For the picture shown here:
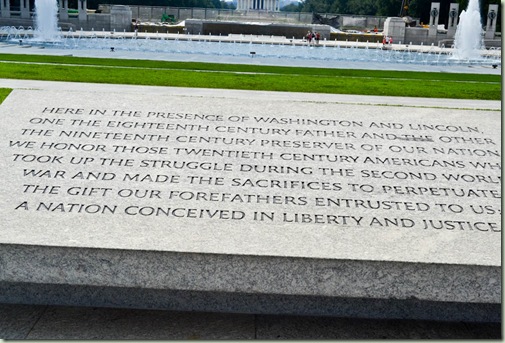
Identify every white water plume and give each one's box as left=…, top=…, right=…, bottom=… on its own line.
left=453, top=0, right=484, bottom=60
left=34, top=0, right=60, bottom=41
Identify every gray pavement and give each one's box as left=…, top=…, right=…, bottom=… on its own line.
left=1, top=303, right=501, bottom=339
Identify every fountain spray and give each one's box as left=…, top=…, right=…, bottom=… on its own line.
left=34, top=0, right=60, bottom=41
left=453, top=0, right=484, bottom=60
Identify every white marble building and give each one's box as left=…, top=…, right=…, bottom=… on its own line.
left=235, top=0, right=280, bottom=12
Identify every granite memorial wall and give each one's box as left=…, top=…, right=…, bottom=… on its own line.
left=0, top=89, right=500, bottom=320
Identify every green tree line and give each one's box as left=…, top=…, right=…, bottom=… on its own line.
left=85, top=0, right=234, bottom=9
left=75, top=0, right=501, bottom=29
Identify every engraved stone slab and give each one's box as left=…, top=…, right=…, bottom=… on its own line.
left=0, top=87, right=501, bottom=321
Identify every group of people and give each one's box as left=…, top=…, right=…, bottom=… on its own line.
left=305, top=31, right=321, bottom=45
left=382, top=36, right=393, bottom=45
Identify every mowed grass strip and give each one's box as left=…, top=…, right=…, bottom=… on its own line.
left=0, top=53, right=500, bottom=82
left=0, top=53, right=500, bottom=99
left=0, top=88, right=12, bottom=103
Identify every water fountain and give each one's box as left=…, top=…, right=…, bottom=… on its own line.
left=453, top=0, right=484, bottom=60
left=33, top=0, right=60, bottom=42
left=0, top=0, right=500, bottom=69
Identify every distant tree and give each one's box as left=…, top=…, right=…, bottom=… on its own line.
left=281, top=2, right=303, bottom=11
left=86, top=0, right=235, bottom=9
left=375, top=0, right=399, bottom=17
left=300, top=0, right=331, bottom=13
left=220, top=1, right=236, bottom=9
left=346, top=0, right=376, bottom=15
left=332, top=0, right=348, bottom=13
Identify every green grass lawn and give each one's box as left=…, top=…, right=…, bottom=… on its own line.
left=0, top=53, right=501, bottom=100
left=0, top=88, right=11, bottom=103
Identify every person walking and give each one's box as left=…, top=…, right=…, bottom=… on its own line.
left=134, top=20, right=139, bottom=37
left=306, top=31, right=312, bottom=45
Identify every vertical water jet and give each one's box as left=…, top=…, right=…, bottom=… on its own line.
left=34, top=0, right=60, bottom=41
left=453, top=0, right=484, bottom=60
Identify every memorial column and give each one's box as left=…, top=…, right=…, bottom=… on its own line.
left=446, top=3, right=459, bottom=39
left=78, top=0, right=87, bottom=22
left=428, top=2, right=440, bottom=38
left=0, top=0, right=11, bottom=18
left=485, top=4, right=499, bottom=39
left=59, top=0, right=69, bottom=20
left=20, top=0, right=30, bottom=19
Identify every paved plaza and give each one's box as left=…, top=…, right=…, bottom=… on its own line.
left=1, top=303, right=501, bottom=339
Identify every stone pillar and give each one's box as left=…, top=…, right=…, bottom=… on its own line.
left=185, top=19, right=203, bottom=34
left=428, top=2, right=440, bottom=37
left=20, top=0, right=30, bottom=19
left=1, top=0, right=11, bottom=18
left=78, top=0, right=87, bottom=21
left=446, top=3, right=459, bottom=38
left=485, top=4, right=499, bottom=39
left=383, top=17, right=406, bottom=44
left=59, top=0, right=68, bottom=20
left=110, top=5, right=132, bottom=32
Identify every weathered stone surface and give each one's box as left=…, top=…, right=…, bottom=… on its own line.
left=0, top=303, right=46, bottom=339
left=0, top=87, right=501, bottom=320
left=1, top=303, right=500, bottom=339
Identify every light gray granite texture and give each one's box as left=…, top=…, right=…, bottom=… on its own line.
left=0, top=87, right=501, bottom=322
